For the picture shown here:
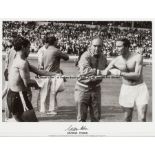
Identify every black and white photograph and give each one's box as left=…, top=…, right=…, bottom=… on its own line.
left=1, top=21, right=152, bottom=124
left=0, top=3, right=155, bottom=155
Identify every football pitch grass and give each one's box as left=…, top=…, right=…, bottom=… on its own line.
left=2, top=58, right=152, bottom=122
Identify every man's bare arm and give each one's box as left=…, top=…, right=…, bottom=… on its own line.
left=18, top=62, right=40, bottom=88
left=100, top=57, right=118, bottom=75
left=18, top=61, right=30, bottom=88
left=29, top=63, right=56, bottom=76
left=4, top=51, right=10, bottom=69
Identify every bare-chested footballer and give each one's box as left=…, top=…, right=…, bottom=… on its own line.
left=7, top=36, right=56, bottom=122
left=102, top=38, right=149, bottom=122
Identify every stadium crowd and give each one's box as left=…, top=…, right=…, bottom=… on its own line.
left=2, top=21, right=152, bottom=58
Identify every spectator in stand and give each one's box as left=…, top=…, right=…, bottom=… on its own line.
left=2, top=21, right=152, bottom=58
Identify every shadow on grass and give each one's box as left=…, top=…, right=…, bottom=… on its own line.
left=36, top=106, right=124, bottom=121
left=2, top=106, right=151, bottom=122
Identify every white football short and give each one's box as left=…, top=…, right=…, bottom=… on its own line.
left=119, top=82, right=149, bottom=108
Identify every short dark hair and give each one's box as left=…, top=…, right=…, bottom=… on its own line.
left=117, top=38, right=130, bottom=48
left=13, top=36, right=30, bottom=51
left=43, top=36, right=48, bottom=44
left=45, top=36, right=57, bottom=45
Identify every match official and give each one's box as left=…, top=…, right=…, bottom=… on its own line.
left=74, top=37, right=107, bottom=122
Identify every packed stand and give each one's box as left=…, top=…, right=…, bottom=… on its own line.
left=2, top=21, right=152, bottom=58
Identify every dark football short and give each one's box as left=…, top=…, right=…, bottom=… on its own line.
left=7, top=89, right=33, bottom=115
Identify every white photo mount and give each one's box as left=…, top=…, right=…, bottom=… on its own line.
left=0, top=20, right=154, bottom=137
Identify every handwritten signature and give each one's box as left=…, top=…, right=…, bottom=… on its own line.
left=65, top=125, right=88, bottom=131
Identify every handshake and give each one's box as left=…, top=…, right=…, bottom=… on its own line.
left=100, top=68, right=122, bottom=76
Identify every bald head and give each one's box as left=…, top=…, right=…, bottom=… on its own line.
left=91, top=37, right=103, bottom=45
left=90, top=37, right=103, bottom=56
